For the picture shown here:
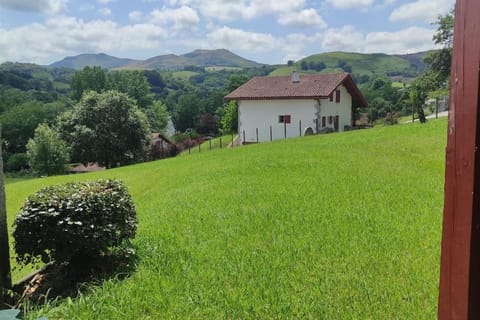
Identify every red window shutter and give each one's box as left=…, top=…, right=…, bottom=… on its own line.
left=335, top=90, right=341, bottom=103
left=284, top=115, right=291, bottom=124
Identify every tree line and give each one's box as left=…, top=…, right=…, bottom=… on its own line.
left=0, top=62, right=273, bottom=175
left=0, top=9, right=452, bottom=175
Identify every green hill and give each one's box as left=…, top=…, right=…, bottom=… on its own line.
left=9, top=120, right=446, bottom=319
left=272, top=51, right=428, bottom=79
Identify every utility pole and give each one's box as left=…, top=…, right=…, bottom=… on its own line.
left=438, top=0, right=480, bottom=318
left=0, top=127, right=12, bottom=306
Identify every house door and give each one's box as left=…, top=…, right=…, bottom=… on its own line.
left=334, top=115, right=339, bottom=131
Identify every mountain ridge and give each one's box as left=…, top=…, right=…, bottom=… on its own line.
left=50, top=49, right=262, bottom=70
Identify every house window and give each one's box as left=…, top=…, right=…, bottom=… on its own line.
left=322, top=116, right=326, bottom=127
left=279, top=115, right=291, bottom=124
left=328, top=116, right=333, bottom=124
left=329, top=93, right=333, bottom=102
left=335, top=90, right=341, bottom=103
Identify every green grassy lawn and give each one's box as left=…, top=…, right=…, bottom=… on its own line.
left=297, top=52, right=416, bottom=76
left=8, top=119, right=447, bottom=319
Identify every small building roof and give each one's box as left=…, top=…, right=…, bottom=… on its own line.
left=69, top=163, right=105, bottom=173
left=151, top=132, right=173, bottom=144
left=225, top=72, right=368, bottom=107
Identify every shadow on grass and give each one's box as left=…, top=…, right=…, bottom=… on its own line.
left=10, top=246, right=138, bottom=309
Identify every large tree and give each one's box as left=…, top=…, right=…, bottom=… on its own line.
left=172, top=94, right=205, bottom=132
left=58, top=90, right=151, bottom=169
left=423, top=10, right=454, bottom=86
left=1, top=100, right=67, bottom=157
left=26, top=124, right=70, bottom=176
left=71, top=66, right=107, bottom=101
left=107, top=70, right=153, bottom=109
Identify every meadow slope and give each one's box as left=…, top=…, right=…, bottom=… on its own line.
left=8, top=119, right=447, bottom=319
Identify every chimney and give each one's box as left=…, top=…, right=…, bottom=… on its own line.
left=291, top=71, right=300, bottom=83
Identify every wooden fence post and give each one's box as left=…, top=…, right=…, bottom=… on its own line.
left=0, top=127, right=12, bottom=305
left=438, top=1, right=480, bottom=318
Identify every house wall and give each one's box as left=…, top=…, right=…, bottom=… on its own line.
left=237, top=85, right=352, bottom=143
left=318, top=85, right=352, bottom=132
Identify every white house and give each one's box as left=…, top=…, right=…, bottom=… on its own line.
left=225, top=72, right=368, bottom=144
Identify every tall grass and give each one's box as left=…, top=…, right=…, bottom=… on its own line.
left=8, top=119, right=447, bottom=319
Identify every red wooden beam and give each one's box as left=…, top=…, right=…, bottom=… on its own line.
left=438, top=0, right=480, bottom=319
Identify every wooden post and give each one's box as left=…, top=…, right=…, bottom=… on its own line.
left=256, top=128, right=259, bottom=143
left=438, top=1, right=480, bottom=319
left=243, top=130, right=245, bottom=145
left=0, top=128, right=12, bottom=304
left=284, top=122, right=287, bottom=139
left=412, top=104, right=415, bottom=123
left=436, top=97, right=439, bottom=119
left=299, top=120, right=302, bottom=136
left=270, top=126, right=272, bottom=141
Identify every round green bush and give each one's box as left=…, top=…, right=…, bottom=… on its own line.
left=13, top=179, right=137, bottom=267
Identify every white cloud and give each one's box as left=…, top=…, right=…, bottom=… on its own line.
left=278, top=9, right=327, bottom=28
left=282, top=33, right=324, bottom=62
left=325, top=0, right=375, bottom=10
left=207, top=26, right=280, bottom=53
left=172, top=0, right=306, bottom=21
left=0, top=16, right=168, bottom=64
left=322, top=26, right=365, bottom=52
left=129, top=10, right=143, bottom=21
left=149, top=5, right=200, bottom=30
left=0, top=0, right=66, bottom=13
left=389, top=0, right=454, bottom=22
left=321, top=25, right=438, bottom=54
left=364, top=26, right=437, bottom=53
left=98, top=8, right=112, bottom=16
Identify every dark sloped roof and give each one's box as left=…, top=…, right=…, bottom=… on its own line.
left=225, top=73, right=368, bottom=107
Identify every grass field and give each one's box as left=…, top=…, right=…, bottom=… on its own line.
left=7, top=119, right=447, bottom=319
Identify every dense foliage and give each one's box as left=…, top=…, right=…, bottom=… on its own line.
left=57, top=90, right=151, bottom=169
left=13, top=179, right=137, bottom=267
left=26, top=124, right=70, bottom=176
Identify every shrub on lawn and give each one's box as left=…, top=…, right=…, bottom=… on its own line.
left=13, top=179, right=137, bottom=273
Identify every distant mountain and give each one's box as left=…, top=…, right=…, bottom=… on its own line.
left=183, top=49, right=261, bottom=68
left=50, top=53, right=139, bottom=69
left=50, top=49, right=262, bottom=70
left=123, top=54, right=192, bottom=70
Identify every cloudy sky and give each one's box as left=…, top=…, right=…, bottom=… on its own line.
left=0, top=0, right=454, bottom=65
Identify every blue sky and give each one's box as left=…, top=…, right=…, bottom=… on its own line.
left=0, top=0, right=454, bottom=65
